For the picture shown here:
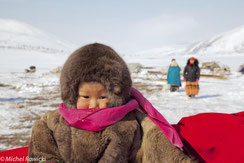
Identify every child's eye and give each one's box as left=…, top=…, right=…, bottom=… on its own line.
left=99, top=96, right=107, bottom=99
left=81, top=96, right=89, bottom=99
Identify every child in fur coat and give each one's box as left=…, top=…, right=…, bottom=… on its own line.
left=28, top=43, right=196, bottom=163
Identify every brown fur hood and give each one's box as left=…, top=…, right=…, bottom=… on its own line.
left=60, top=43, right=132, bottom=108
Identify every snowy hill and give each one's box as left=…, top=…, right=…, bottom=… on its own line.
left=134, top=25, right=244, bottom=57
left=0, top=19, right=77, bottom=72
left=0, top=19, right=75, bottom=54
left=186, top=26, right=244, bottom=55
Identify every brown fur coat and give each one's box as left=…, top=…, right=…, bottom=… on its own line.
left=28, top=109, right=196, bottom=163
left=28, top=109, right=141, bottom=163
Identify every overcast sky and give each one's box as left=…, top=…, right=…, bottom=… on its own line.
left=1, top=0, right=244, bottom=53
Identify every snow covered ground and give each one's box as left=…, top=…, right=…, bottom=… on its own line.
left=0, top=56, right=244, bottom=150
left=0, top=49, right=70, bottom=73
left=138, top=73, right=244, bottom=124
left=0, top=71, right=61, bottom=150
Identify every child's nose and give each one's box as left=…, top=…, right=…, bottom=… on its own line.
left=89, top=99, right=99, bottom=109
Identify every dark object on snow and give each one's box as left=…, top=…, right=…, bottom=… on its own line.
left=170, top=85, right=180, bottom=92
left=239, top=67, right=244, bottom=74
left=25, top=66, right=36, bottom=73
left=188, top=95, right=195, bottom=98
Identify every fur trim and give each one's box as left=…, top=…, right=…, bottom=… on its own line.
left=60, top=43, right=132, bottom=108
left=187, top=58, right=199, bottom=67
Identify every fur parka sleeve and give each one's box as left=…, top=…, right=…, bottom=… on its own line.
left=196, top=67, right=200, bottom=80
left=135, top=110, right=197, bottom=163
left=28, top=115, right=63, bottom=163
left=183, top=66, right=188, bottom=79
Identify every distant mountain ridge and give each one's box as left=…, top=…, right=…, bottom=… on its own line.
left=0, top=19, right=75, bottom=54
left=2, top=19, right=244, bottom=56
left=135, top=25, right=244, bottom=56
left=186, top=26, right=244, bottom=55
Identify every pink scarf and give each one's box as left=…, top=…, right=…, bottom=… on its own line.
left=58, top=88, right=183, bottom=149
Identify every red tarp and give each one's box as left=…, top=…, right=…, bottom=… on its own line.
left=174, top=111, right=244, bottom=163
left=0, top=147, right=28, bottom=163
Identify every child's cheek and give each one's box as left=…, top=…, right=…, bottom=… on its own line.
left=99, top=103, right=107, bottom=109
left=99, top=99, right=109, bottom=109
left=77, top=99, right=89, bottom=109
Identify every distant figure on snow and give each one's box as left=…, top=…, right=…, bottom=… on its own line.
left=25, top=66, right=36, bottom=73
left=167, top=59, right=181, bottom=92
left=183, top=57, right=200, bottom=98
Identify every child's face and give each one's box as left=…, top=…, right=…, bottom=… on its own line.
left=76, top=82, right=109, bottom=109
left=190, top=59, right=195, bottom=64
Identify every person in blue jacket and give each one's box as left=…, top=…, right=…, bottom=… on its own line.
left=167, top=59, right=181, bottom=92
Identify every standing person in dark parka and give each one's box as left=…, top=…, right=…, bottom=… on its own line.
left=183, top=57, right=200, bottom=98
left=167, top=59, right=181, bottom=92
